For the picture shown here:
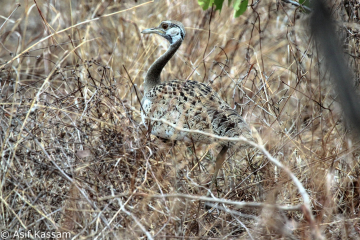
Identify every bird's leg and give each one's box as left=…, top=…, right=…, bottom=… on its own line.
left=207, top=145, right=229, bottom=196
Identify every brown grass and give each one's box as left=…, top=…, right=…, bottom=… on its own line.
left=1, top=0, right=360, bottom=239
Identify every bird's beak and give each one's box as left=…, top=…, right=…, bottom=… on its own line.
left=141, top=28, right=165, bottom=35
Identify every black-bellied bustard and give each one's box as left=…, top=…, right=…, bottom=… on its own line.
left=141, top=20, right=254, bottom=193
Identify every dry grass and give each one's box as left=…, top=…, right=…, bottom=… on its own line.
left=1, top=0, right=360, bottom=239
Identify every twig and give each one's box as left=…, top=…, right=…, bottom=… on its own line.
left=282, top=0, right=311, bottom=12
left=99, top=193, right=302, bottom=211
left=0, top=3, right=21, bottom=33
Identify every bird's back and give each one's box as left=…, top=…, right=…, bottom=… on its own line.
left=142, top=79, right=253, bottom=147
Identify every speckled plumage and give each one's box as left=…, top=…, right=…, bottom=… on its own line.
left=142, top=79, right=253, bottom=147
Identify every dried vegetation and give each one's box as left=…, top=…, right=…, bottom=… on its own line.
left=1, top=0, right=360, bottom=239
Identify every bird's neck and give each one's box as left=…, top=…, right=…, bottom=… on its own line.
left=144, top=39, right=182, bottom=94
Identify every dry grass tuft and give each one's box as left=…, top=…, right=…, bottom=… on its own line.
left=1, top=0, right=360, bottom=239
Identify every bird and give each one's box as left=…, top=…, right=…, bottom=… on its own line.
left=140, top=20, right=254, bottom=192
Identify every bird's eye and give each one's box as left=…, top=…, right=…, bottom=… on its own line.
left=162, top=24, right=168, bottom=29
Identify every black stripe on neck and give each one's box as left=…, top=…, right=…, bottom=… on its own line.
left=171, top=23, right=184, bottom=40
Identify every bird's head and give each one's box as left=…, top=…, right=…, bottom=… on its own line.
left=141, top=20, right=186, bottom=45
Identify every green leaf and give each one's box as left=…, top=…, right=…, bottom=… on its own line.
left=233, top=0, right=248, bottom=17
left=299, top=0, right=311, bottom=13
left=198, top=0, right=247, bottom=17
left=198, top=0, right=214, bottom=10
left=228, top=0, right=232, bottom=6
left=214, top=0, right=225, bottom=11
